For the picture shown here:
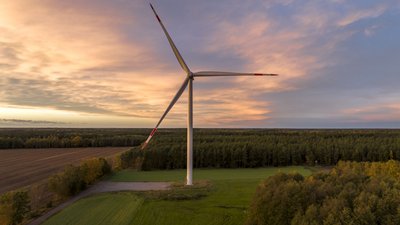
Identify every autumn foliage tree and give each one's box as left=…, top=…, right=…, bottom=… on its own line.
left=0, top=191, right=30, bottom=225
left=48, top=158, right=111, bottom=197
left=246, top=160, right=400, bottom=225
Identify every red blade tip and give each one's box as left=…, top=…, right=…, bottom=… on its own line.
left=150, top=128, right=157, bottom=136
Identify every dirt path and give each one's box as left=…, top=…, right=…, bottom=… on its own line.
left=27, top=181, right=171, bottom=225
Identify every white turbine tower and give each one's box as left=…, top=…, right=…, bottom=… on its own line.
left=142, top=3, right=278, bottom=186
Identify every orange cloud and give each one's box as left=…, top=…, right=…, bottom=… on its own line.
left=0, top=1, right=393, bottom=127
left=0, top=1, right=280, bottom=127
left=0, top=1, right=181, bottom=124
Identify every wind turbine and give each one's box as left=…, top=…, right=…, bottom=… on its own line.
left=142, top=3, right=278, bottom=186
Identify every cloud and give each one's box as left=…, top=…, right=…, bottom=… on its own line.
left=194, top=88, right=271, bottom=127
left=0, top=1, right=181, bottom=121
left=364, top=25, right=380, bottom=37
left=0, top=0, right=398, bottom=128
left=343, top=104, right=400, bottom=122
left=338, top=5, right=387, bottom=27
left=199, top=0, right=369, bottom=121
left=0, top=118, right=67, bottom=125
left=0, top=0, right=281, bottom=127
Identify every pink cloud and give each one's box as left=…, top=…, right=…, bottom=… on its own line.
left=338, top=5, right=387, bottom=27
left=0, top=1, right=395, bottom=127
left=343, top=104, right=400, bottom=122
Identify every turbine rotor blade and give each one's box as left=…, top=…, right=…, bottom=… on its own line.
left=194, top=71, right=278, bottom=77
left=142, top=77, right=190, bottom=149
left=150, top=3, right=190, bottom=74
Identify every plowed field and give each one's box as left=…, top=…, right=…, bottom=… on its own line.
left=0, top=147, right=129, bottom=193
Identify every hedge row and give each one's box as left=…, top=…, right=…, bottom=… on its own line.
left=48, top=158, right=111, bottom=197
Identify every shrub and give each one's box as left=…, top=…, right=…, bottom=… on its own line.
left=48, top=157, right=112, bottom=198
left=28, top=182, right=53, bottom=217
left=113, top=149, right=143, bottom=171
left=113, top=154, right=123, bottom=171
left=81, top=158, right=111, bottom=185
left=48, top=165, right=86, bottom=197
left=0, top=191, right=30, bottom=225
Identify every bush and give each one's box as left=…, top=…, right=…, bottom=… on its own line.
left=0, top=191, right=30, bottom=225
left=28, top=182, right=53, bottom=217
left=81, top=158, right=111, bottom=185
left=113, top=149, right=143, bottom=171
left=48, top=165, right=86, bottom=197
left=246, top=160, right=400, bottom=225
left=48, top=158, right=111, bottom=198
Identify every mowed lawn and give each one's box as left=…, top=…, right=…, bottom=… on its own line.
left=43, top=167, right=312, bottom=225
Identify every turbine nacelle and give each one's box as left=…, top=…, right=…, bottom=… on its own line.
left=188, top=72, right=194, bottom=80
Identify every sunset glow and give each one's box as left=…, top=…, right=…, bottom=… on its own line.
left=1, top=0, right=399, bottom=128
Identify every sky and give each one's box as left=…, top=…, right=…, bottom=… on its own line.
left=0, top=0, right=399, bottom=128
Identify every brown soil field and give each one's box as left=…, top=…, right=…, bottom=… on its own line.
left=0, top=147, right=129, bottom=194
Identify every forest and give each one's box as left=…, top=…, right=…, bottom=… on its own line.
left=0, top=128, right=145, bottom=149
left=246, top=160, right=400, bottom=225
left=137, top=129, right=400, bottom=169
left=2, top=128, right=400, bottom=169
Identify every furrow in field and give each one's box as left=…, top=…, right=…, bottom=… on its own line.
left=0, top=147, right=129, bottom=193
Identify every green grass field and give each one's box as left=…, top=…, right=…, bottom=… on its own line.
left=42, top=193, right=143, bottom=225
left=43, top=167, right=312, bottom=225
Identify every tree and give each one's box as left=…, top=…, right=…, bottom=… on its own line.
left=0, top=191, right=30, bottom=225
left=71, top=136, right=82, bottom=147
left=246, top=161, right=400, bottom=225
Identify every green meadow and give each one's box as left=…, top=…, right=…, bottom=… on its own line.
left=43, top=167, right=312, bottom=225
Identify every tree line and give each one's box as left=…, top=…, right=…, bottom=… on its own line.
left=138, top=129, right=400, bottom=169
left=246, top=160, right=400, bottom=225
left=3, top=128, right=400, bottom=169
left=0, top=128, right=146, bottom=149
